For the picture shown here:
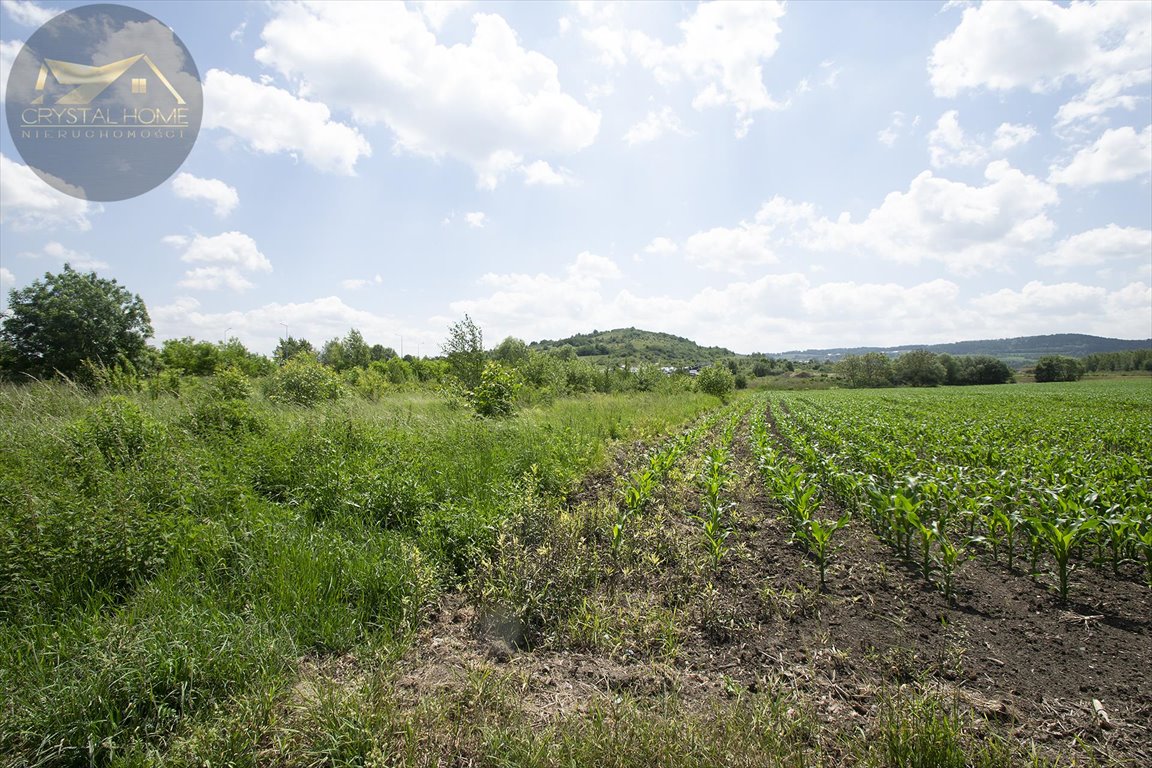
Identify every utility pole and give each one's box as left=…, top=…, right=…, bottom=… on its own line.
left=280, top=321, right=289, bottom=340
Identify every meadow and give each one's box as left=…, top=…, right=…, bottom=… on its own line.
left=1, top=378, right=1149, bottom=766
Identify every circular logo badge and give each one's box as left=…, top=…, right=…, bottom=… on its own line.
left=5, top=3, right=203, bottom=202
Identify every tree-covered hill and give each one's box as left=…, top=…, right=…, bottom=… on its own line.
left=528, top=328, right=738, bottom=368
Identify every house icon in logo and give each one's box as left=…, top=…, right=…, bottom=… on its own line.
left=32, top=54, right=186, bottom=105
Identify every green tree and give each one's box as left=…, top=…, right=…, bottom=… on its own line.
left=1, top=265, right=152, bottom=379
left=492, top=336, right=530, bottom=366
left=442, top=314, right=485, bottom=390
left=893, top=349, right=946, bottom=387
left=838, top=352, right=894, bottom=388
left=1034, top=355, right=1083, bottom=383
left=274, top=335, right=314, bottom=364
left=696, top=361, right=735, bottom=399
left=161, top=337, right=219, bottom=376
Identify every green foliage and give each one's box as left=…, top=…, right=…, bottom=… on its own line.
left=1, top=264, right=153, bottom=380
left=273, top=335, right=315, bottom=363
left=67, top=396, right=157, bottom=469
left=1034, top=355, right=1084, bottom=382
left=468, top=361, right=522, bottom=418
left=696, top=361, right=735, bottom=400
left=529, top=327, right=737, bottom=368
left=263, top=355, right=345, bottom=406
left=210, top=366, right=252, bottom=401
left=443, top=314, right=486, bottom=390
left=837, top=352, right=895, bottom=388
left=893, top=349, right=947, bottom=387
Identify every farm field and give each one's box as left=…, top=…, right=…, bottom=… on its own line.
left=1, top=378, right=1150, bottom=766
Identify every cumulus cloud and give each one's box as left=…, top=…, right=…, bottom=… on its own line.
left=0, top=267, right=16, bottom=288
left=171, top=172, right=239, bottom=217
left=0, top=153, right=98, bottom=231
left=623, top=107, right=692, bottom=145
left=1038, top=225, right=1152, bottom=268
left=630, top=0, right=788, bottom=136
left=203, top=69, right=371, bottom=175
left=1048, top=125, right=1152, bottom=186
left=671, top=163, right=1058, bottom=276
left=164, top=231, right=272, bottom=293
left=252, top=3, right=599, bottom=187
left=520, top=160, right=574, bottom=186
left=1, top=0, right=57, bottom=27
left=928, top=110, right=1036, bottom=168
left=930, top=1, right=1152, bottom=130
left=464, top=211, right=487, bottom=228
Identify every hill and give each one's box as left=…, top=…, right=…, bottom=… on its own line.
left=528, top=328, right=737, bottom=368
left=776, top=333, right=1152, bottom=366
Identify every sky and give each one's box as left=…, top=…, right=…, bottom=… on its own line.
left=1, top=0, right=1150, bottom=356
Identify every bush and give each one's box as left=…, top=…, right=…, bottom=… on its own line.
left=696, top=362, right=735, bottom=400
left=468, top=361, right=522, bottom=418
left=210, top=366, right=252, bottom=401
left=263, top=355, right=345, bottom=406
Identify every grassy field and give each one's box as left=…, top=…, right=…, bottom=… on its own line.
left=1, top=379, right=1149, bottom=766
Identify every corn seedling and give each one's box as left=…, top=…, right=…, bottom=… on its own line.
left=793, top=511, right=851, bottom=591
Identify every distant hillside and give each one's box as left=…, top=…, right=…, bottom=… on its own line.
left=528, top=328, right=737, bottom=367
left=777, top=334, right=1152, bottom=366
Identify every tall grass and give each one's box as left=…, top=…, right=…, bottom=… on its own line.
left=0, top=383, right=714, bottom=765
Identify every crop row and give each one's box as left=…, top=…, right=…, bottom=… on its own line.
left=754, top=386, right=1152, bottom=599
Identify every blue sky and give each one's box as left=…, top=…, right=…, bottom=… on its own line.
left=2, top=0, right=1150, bottom=355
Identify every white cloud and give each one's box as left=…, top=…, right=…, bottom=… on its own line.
left=928, top=110, right=1035, bottom=168
left=1038, top=225, right=1152, bottom=268
left=992, top=122, right=1038, bottom=152
left=1048, top=125, right=1152, bottom=186
left=630, top=0, right=787, bottom=137
left=180, top=267, right=255, bottom=292
left=0, top=266, right=15, bottom=288
left=520, top=160, right=574, bottom=186
left=623, top=107, right=692, bottom=145
left=877, top=111, right=907, bottom=148
left=203, top=69, right=372, bottom=175
left=0, top=153, right=98, bottom=231
left=20, top=241, right=108, bottom=270
left=1, top=38, right=21, bottom=103
left=1, top=0, right=57, bottom=27
left=164, top=231, right=271, bottom=293
left=464, top=211, right=487, bottom=228
left=842, top=162, right=1058, bottom=275
left=171, top=172, right=240, bottom=217
left=930, top=1, right=1152, bottom=129
left=971, top=280, right=1108, bottom=317
left=253, top=3, right=599, bottom=187
left=414, top=0, right=469, bottom=31
left=675, top=163, right=1058, bottom=276
left=151, top=295, right=434, bottom=356
left=341, top=274, right=383, bottom=291
left=642, top=237, right=678, bottom=257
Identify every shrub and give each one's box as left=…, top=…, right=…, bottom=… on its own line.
left=696, top=361, right=735, bottom=400
left=210, top=365, right=252, bottom=401
left=468, top=361, right=522, bottom=418
left=263, top=355, right=345, bottom=406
